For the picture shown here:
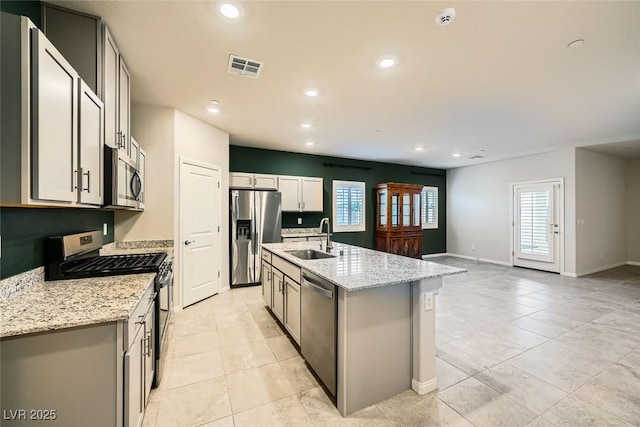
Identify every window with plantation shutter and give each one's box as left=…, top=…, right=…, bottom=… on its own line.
left=421, top=187, right=438, bottom=229
left=332, top=180, right=366, bottom=232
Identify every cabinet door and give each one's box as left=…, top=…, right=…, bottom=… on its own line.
left=254, top=174, right=278, bottom=190
left=130, top=137, right=140, bottom=167
left=284, top=277, right=301, bottom=345
left=301, top=177, right=323, bottom=212
left=103, top=25, right=119, bottom=149
left=31, top=29, right=79, bottom=203
left=138, top=148, right=146, bottom=210
left=124, top=327, right=144, bottom=427
left=272, top=269, right=285, bottom=323
left=278, top=176, right=301, bottom=211
left=230, top=172, right=253, bottom=189
left=78, top=80, right=103, bottom=205
left=261, top=261, right=272, bottom=308
left=143, top=305, right=155, bottom=406
left=118, top=57, right=131, bottom=156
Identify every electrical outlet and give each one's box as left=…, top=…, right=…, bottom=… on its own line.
left=471, top=245, right=476, bottom=251
left=424, top=292, right=433, bottom=311
left=103, top=223, right=108, bottom=236
left=600, top=253, right=604, bottom=259
left=297, top=218, right=302, bottom=225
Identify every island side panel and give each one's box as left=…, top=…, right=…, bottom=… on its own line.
left=337, top=283, right=412, bottom=416
left=411, top=277, right=441, bottom=394
left=1, top=322, right=120, bottom=427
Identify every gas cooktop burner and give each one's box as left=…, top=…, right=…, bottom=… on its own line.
left=60, top=252, right=168, bottom=278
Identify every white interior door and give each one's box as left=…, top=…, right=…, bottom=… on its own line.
left=513, top=181, right=561, bottom=273
left=181, top=160, right=222, bottom=307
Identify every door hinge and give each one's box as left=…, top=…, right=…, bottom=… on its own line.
left=218, top=181, right=220, bottom=188
left=218, top=271, right=220, bottom=278
left=217, top=225, right=220, bottom=232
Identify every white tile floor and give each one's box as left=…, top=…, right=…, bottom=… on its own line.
left=143, top=257, right=640, bottom=426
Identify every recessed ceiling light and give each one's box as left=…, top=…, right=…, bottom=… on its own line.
left=207, top=106, right=220, bottom=113
left=210, top=100, right=219, bottom=105
left=305, top=141, right=315, bottom=146
left=378, top=57, right=396, bottom=69
left=567, top=39, right=585, bottom=48
left=415, top=147, right=424, bottom=152
left=219, top=1, right=243, bottom=20
left=304, top=89, right=319, bottom=97
left=452, top=152, right=461, bottom=158
left=301, top=123, right=312, bottom=128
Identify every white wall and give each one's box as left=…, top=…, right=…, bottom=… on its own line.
left=626, top=158, right=640, bottom=263
left=447, top=148, right=577, bottom=275
left=173, top=110, right=230, bottom=308
left=115, top=104, right=175, bottom=241
left=575, top=149, right=627, bottom=275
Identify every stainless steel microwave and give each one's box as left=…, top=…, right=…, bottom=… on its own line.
left=104, top=146, right=144, bottom=209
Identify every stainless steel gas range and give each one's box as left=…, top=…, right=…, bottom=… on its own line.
left=45, top=230, right=172, bottom=387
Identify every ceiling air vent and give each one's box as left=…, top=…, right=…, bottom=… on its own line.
left=227, top=55, right=264, bottom=79
left=469, top=155, right=484, bottom=160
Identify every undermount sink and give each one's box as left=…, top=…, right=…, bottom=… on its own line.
left=285, top=249, right=336, bottom=260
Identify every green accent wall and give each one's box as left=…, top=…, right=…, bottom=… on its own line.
left=0, top=207, right=114, bottom=279
left=0, top=1, right=115, bottom=280
left=0, top=0, right=42, bottom=27
left=230, top=146, right=447, bottom=254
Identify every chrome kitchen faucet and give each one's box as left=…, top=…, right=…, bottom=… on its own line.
left=318, top=217, right=333, bottom=252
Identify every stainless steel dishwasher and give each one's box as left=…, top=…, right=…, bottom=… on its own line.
left=301, top=269, right=338, bottom=396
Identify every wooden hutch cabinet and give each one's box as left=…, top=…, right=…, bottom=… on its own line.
left=375, top=183, right=423, bottom=258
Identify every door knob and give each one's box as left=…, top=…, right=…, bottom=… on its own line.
left=184, top=240, right=195, bottom=246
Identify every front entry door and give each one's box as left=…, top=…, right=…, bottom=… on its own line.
left=180, top=159, right=222, bottom=307
left=513, top=181, right=561, bottom=273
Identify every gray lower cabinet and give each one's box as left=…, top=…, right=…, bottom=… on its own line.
left=261, top=260, right=273, bottom=308
left=272, top=268, right=285, bottom=323
left=261, top=251, right=302, bottom=345
left=0, top=283, right=155, bottom=427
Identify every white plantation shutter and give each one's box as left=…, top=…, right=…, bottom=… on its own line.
left=333, top=181, right=365, bottom=232
left=421, top=187, right=438, bottom=229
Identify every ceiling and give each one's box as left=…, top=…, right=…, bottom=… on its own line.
left=51, top=1, right=640, bottom=169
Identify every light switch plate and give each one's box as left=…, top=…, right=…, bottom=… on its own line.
left=424, top=292, right=433, bottom=311
left=103, top=223, right=108, bottom=236
left=297, top=218, right=302, bottom=225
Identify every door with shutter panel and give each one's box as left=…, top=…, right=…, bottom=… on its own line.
left=513, top=181, right=561, bottom=273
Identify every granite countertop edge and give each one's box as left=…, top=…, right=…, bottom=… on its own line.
left=0, top=242, right=172, bottom=339
left=262, top=241, right=466, bottom=291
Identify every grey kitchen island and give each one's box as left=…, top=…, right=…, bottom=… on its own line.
left=261, top=241, right=465, bottom=416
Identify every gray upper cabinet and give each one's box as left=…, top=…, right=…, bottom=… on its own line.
left=31, top=29, right=79, bottom=203
left=42, top=3, right=102, bottom=97
left=78, top=80, right=104, bottom=206
left=104, top=25, right=131, bottom=156
left=0, top=13, right=103, bottom=208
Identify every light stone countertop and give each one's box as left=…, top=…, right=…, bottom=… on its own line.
left=262, top=241, right=465, bottom=291
left=281, top=227, right=327, bottom=238
left=0, top=243, right=172, bottom=339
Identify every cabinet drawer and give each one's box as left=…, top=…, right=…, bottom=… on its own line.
left=261, top=249, right=272, bottom=264
left=125, top=282, right=155, bottom=350
left=272, top=255, right=301, bottom=284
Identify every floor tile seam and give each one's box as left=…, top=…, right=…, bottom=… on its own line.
left=461, top=371, right=547, bottom=420
left=230, top=393, right=302, bottom=420
left=470, top=361, right=569, bottom=413
left=433, top=395, right=479, bottom=427
left=485, top=323, right=549, bottom=349
left=536, top=370, right=634, bottom=427
left=159, top=370, right=229, bottom=395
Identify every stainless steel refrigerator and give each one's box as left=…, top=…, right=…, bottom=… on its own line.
left=230, top=190, right=282, bottom=286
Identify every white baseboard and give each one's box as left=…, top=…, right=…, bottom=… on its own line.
left=445, top=253, right=512, bottom=267
left=628, top=261, right=640, bottom=267
left=422, top=253, right=449, bottom=259
left=412, top=377, right=438, bottom=395
left=562, top=272, right=578, bottom=278
left=577, top=262, right=628, bottom=277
